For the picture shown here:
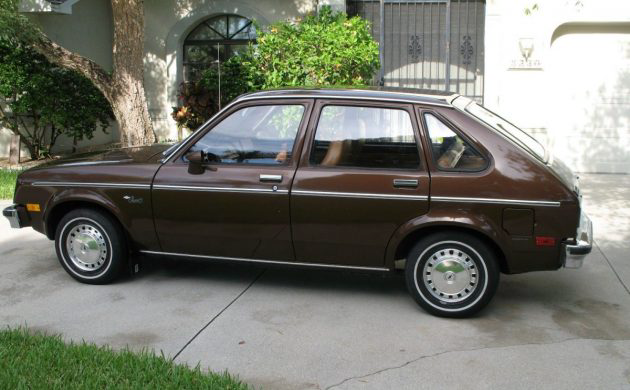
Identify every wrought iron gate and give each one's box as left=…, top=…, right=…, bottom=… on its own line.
left=347, top=0, right=485, bottom=103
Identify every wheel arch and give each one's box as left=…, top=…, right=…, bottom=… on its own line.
left=45, top=199, right=131, bottom=248
left=388, top=222, right=510, bottom=274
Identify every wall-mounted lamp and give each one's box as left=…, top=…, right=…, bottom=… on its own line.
left=518, top=38, right=535, bottom=61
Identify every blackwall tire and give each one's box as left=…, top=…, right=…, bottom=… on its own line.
left=405, top=231, right=499, bottom=318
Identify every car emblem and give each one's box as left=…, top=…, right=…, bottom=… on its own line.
left=123, top=195, right=143, bottom=204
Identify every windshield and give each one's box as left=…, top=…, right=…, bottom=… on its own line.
left=452, top=96, right=547, bottom=162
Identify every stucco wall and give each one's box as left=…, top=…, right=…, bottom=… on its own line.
left=483, top=0, right=630, bottom=170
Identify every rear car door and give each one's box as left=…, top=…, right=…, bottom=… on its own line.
left=290, top=100, right=430, bottom=267
left=152, top=100, right=312, bottom=261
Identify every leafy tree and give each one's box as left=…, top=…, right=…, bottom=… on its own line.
left=0, top=41, right=113, bottom=159
left=0, top=0, right=155, bottom=146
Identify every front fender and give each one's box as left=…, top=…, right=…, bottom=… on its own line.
left=41, top=186, right=159, bottom=251
left=44, top=188, right=125, bottom=236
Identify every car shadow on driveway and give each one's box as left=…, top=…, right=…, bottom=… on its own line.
left=133, top=251, right=630, bottom=342
left=134, top=254, right=409, bottom=297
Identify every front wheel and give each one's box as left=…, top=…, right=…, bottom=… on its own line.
left=405, top=232, right=499, bottom=318
left=55, top=208, right=127, bottom=284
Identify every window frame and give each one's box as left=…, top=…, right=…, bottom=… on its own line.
left=418, top=109, right=490, bottom=173
left=182, top=14, right=256, bottom=82
left=302, top=99, right=427, bottom=172
left=173, top=99, right=314, bottom=168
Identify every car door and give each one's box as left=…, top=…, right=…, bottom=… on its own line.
left=152, top=99, right=312, bottom=261
left=290, top=100, right=430, bottom=267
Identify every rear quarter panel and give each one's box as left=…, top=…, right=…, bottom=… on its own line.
left=385, top=106, right=580, bottom=273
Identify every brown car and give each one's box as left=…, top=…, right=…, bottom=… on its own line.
left=3, top=88, right=592, bottom=317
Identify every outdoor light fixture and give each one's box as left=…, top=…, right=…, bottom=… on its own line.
left=518, top=38, right=535, bottom=61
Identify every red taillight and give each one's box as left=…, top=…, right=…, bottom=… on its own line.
left=535, top=236, right=556, bottom=247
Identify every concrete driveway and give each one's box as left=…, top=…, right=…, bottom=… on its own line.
left=1, top=173, right=629, bottom=389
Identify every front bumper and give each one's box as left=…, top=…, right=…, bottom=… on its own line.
left=562, top=212, right=593, bottom=269
left=3, top=204, right=27, bottom=229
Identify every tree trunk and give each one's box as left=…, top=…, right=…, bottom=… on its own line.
left=32, top=0, right=155, bottom=147
left=110, top=0, right=155, bottom=146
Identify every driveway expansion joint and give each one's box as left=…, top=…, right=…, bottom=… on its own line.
left=171, top=268, right=266, bottom=361
left=324, top=337, right=629, bottom=389
left=595, top=240, right=630, bottom=297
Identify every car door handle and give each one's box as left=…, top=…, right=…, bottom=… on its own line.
left=260, top=174, right=283, bottom=183
left=393, top=179, right=419, bottom=188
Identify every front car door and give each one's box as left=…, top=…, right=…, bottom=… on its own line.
left=152, top=99, right=312, bottom=261
left=291, top=100, right=430, bottom=267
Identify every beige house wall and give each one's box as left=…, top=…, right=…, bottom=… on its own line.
left=484, top=0, right=630, bottom=172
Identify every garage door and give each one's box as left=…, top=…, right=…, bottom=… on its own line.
left=549, top=23, right=630, bottom=173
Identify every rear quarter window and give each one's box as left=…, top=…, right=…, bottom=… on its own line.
left=423, top=113, right=487, bottom=171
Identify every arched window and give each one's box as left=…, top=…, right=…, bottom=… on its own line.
left=183, top=14, right=256, bottom=82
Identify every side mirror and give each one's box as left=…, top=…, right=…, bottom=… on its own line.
left=186, top=150, right=205, bottom=175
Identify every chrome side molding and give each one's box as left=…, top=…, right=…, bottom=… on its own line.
left=431, top=196, right=561, bottom=207
left=152, top=184, right=288, bottom=194
left=292, top=190, right=428, bottom=201
left=32, top=181, right=151, bottom=189
left=139, top=250, right=390, bottom=272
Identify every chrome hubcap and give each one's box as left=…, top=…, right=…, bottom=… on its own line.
left=423, top=247, right=478, bottom=303
left=65, top=224, right=108, bottom=272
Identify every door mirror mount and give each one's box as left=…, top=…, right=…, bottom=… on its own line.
left=186, top=151, right=206, bottom=175
left=186, top=150, right=219, bottom=174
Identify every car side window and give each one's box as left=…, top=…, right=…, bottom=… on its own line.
left=310, top=105, right=420, bottom=169
left=423, top=113, right=487, bottom=171
left=188, top=105, right=305, bottom=165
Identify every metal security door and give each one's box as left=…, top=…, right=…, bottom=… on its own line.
left=347, top=0, right=485, bottom=103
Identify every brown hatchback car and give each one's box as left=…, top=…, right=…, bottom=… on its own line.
left=4, top=88, right=592, bottom=317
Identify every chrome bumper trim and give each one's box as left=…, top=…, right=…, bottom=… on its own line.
left=3, top=204, right=23, bottom=229
left=562, top=212, right=593, bottom=269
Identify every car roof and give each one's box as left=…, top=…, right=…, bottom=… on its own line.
left=238, top=87, right=459, bottom=107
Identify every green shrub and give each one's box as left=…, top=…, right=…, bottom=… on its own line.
left=247, top=6, right=379, bottom=88
left=0, top=40, right=113, bottom=159
left=172, top=6, right=380, bottom=132
left=0, top=169, right=20, bottom=200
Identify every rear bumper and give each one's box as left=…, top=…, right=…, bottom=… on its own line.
left=3, top=204, right=28, bottom=229
left=562, top=212, right=593, bottom=269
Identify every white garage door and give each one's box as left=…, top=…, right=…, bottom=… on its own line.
left=549, top=26, right=630, bottom=173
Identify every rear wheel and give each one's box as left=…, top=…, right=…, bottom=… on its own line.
left=55, top=208, right=127, bottom=284
left=405, top=231, right=499, bottom=318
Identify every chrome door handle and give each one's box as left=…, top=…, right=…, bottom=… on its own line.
left=393, top=179, right=419, bottom=188
left=260, top=174, right=283, bottom=183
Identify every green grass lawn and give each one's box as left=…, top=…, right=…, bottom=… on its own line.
left=0, top=169, right=20, bottom=200
left=0, top=327, right=250, bottom=389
